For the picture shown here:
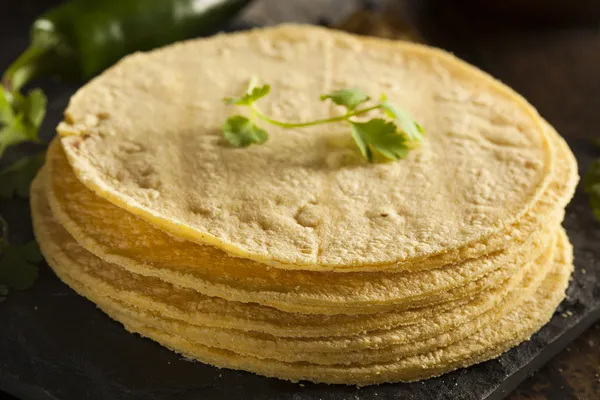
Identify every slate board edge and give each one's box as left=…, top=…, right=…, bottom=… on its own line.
left=486, top=307, right=600, bottom=399
left=1, top=374, right=60, bottom=400
left=1, top=290, right=599, bottom=400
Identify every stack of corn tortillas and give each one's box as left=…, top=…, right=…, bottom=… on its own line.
left=31, top=25, right=579, bottom=385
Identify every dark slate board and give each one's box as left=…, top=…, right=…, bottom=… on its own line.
left=1, top=1, right=599, bottom=400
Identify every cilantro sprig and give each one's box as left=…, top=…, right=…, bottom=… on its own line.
left=0, top=152, right=45, bottom=199
left=0, top=66, right=47, bottom=302
left=222, top=79, right=424, bottom=162
left=0, top=85, right=46, bottom=159
left=0, top=215, right=42, bottom=303
left=0, top=152, right=45, bottom=303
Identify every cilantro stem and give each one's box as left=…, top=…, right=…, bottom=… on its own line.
left=222, top=82, right=424, bottom=162
left=249, top=104, right=381, bottom=128
left=2, top=42, right=51, bottom=93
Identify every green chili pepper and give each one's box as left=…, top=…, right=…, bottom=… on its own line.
left=0, top=0, right=250, bottom=159
left=3, top=0, right=251, bottom=91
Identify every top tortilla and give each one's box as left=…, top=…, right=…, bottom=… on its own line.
left=58, top=24, right=553, bottom=270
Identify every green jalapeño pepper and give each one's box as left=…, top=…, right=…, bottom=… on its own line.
left=0, top=0, right=250, bottom=159
left=3, top=0, right=251, bottom=91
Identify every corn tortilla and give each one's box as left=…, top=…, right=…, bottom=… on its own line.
left=58, top=24, right=555, bottom=271
left=44, top=129, right=573, bottom=312
left=42, top=157, right=558, bottom=315
left=72, top=234, right=573, bottom=384
left=40, top=237, right=555, bottom=365
left=32, top=172, right=554, bottom=341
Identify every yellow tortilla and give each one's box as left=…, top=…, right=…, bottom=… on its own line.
left=41, top=236, right=556, bottom=365
left=45, top=131, right=571, bottom=313
left=58, top=24, right=555, bottom=271
left=64, top=233, right=574, bottom=384
left=31, top=172, right=552, bottom=340
left=31, top=171, right=565, bottom=372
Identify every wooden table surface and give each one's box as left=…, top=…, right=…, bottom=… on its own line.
left=1, top=0, right=599, bottom=399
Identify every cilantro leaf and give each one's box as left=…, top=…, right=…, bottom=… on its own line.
left=0, top=151, right=45, bottom=199
left=350, top=122, right=373, bottom=162
left=584, top=159, right=600, bottom=221
left=222, top=115, right=269, bottom=147
left=224, top=84, right=271, bottom=106
left=0, top=241, right=42, bottom=290
left=0, top=87, right=13, bottom=124
left=584, top=159, right=600, bottom=192
left=23, top=88, right=46, bottom=130
left=0, top=86, right=46, bottom=158
left=0, top=115, right=28, bottom=157
left=350, top=119, right=409, bottom=162
left=589, top=185, right=600, bottom=222
left=0, top=206, right=42, bottom=299
left=321, top=88, right=371, bottom=111
left=380, top=100, right=424, bottom=142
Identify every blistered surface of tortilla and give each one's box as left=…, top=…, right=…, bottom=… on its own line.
left=32, top=173, right=551, bottom=337
left=47, top=239, right=555, bottom=365
left=32, top=172, right=563, bottom=368
left=58, top=24, right=554, bottom=270
left=46, top=139, right=560, bottom=313
left=31, top=172, right=574, bottom=383
left=45, top=224, right=573, bottom=383
left=118, top=244, right=571, bottom=385
left=45, top=121, right=576, bottom=310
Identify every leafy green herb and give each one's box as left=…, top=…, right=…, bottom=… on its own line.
left=584, top=159, right=600, bottom=191
left=0, top=85, right=46, bottom=158
left=222, top=80, right=424, bottom=162
left=222, top=115, right=268, bottom=148
left=0, top=152, right=45, bottom=304
left=0, top=152, right=45, bottom=199
left=320, top=88, right=370, bottom=111
left=584, top=159, right=600, bottom=222
left=380, top=95, right=424, bottom=143
left=224, top=81, right=271, bottom=106
left=350, top=119, right=408, bottom=162
left=0, top=70, right=47, bottom=303
left=0, top=242, right=42, bottom=290
left=0, top=216, right=42, bottom=302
